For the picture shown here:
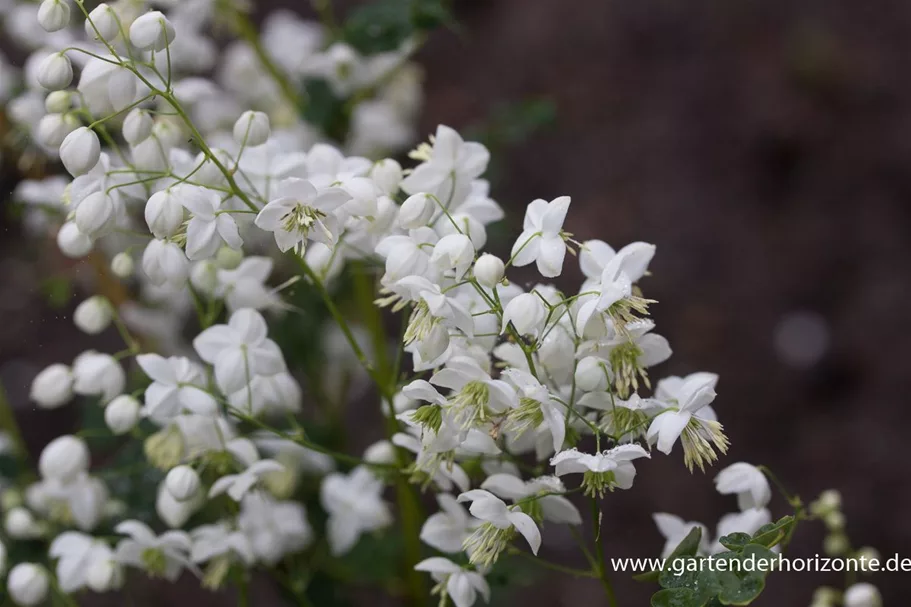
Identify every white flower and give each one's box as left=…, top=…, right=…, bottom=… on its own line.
left=142, top=239, right=189, bottom=287
left=652, top=513, right=710, bottom=558
left=73, top=191, right=115, bottom=237
left=237, top=493, right=312, bottom=565
left=481, top=473, right=581, bottom=525
left=233, top=110, right=270, bottom=147
left=843, top=583, right=882, bottom=607
left=57, top=221, right=93, bottom=258
left=254, top=177, right=350, bottom=254
left=320, top=467, right=392, bottom=556
left=36, top=51, right=72, bottom=91
left=85, top=3, right=118, bottom=42
left=550, top=445, right=650, bottom=496
left=145, top=189, right=185, bottom=239
left=49, top=532, right=116, bottom=593
left=35, top=113, right=77, bottom=147
left=399, top=192, right=436, bottom=229
left=575, top=242, right=656, bottom=332
left=156, top=482, right=203, bottom=528
left=415, top=558, right=490, bottom=607
left=38, top=435, right=89, bottom=481
left=30, top=363, right=73, bottom=409
left=646, top=372, right=728, bottom=471
left=714, top=462, right=771, bottom=511
left=136, top=354, right=217, bottom=421
left=123, top=108, right=153, bottom=145
left=510, top=196, right=570, bottom=278
left=165, top=465, right=201, bottom=502
left=7, top=563, right=49, bottom=606
left=473, top=253, right=504, bottom=288
left=73, top=296, right=112, bottom=335
left=431, top=234, right=475, bottom=279
left=190, top=523, right=254, bottom=566
left=27, top=473, right=108, bottom=531
left=501, top=292, right=546, bottom=338
left=215, top=256, right=280, bottom=312
left=402, top=125, right=490, bottom=204
left=458, top=489, right=541, bottom=564
left=59, top=127, right=101, bottom=177
left=5, top=508, right=44, bottom=540
left=426, top=356, right=518, bottom=429
left=371, top=159, right=403, bottom=196
left=104, top=395, right=140, bottom=435
left=376, top=227, right=439, bottom=282
left=177, top=185, right=242, bottom=260
left=420, top=494, right=478, bottom=553
left=501, top=368, right=567, bottom=454
left=113, top=520, right=194, bottom=581
left=210, top=460, right=284, bottom=501
left=37, top=0, right=69, bottom=32
left=193, top=308, right=286, bottom=395
left=129, top=11, right=176, bottom=52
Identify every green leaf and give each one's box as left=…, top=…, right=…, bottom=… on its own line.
left=344, top=0, right=454, bottom=55
left=718, top=532, right=751, bottom=552
left=750, top=515, right=795, bottom=549
left=651, top=588, right=698, bottom=607
left=669, top=526, right=704, bottom=559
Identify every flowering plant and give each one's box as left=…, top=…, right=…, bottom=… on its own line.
left=0, top=1, right=882, bottom=606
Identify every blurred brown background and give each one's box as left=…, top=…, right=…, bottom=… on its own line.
left=3, top=0, right=911, bottom=604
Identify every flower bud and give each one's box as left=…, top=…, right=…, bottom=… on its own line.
left=86, top=558, right=123, bottom=593
left=438, top=212, right=487, bottom=249
left=104, top=395, right=140, bottom=435
left=144, top=427, right=185, bottom=470
left=855, top=546, right=881, bottom=570
left=110, top=252, right=134, bottom=278
left=45, top=91, right=72, bottom=113
left=399, top=193, right=435, bottom=229
left=123, top=108, right=153, bottom=146
left=129, top=11, right=176, bottom=51
left=37, top=0, right=70, bottom=32
left=844, top=583, right=882, bottom=607
left=190, top=260, right=218, bottom=295
left=4, top=508, right=42, bottom=540
left=7, top=563, right=49, bottom=606
left=142, top=239, right=188, bottom=287
left=418, top=323, right=450, bottom=364
left=165, top=465, right=201, bottom=501
left=474, top=253, right=504, bottom=288
left=823, top=532, right=849, bottom=556
left=144, top=189, right=184, bottom=238
left=575, top=356, right=610, bottom=392
left=233, top=110, right=270, bottom=147
left=73, top=351, right=125, bottom=401
left=38, top=435, right=89, bottom=481
left=370, top=159, right=403, bottom=196
left=501, top=292, right=546, bottom=339
left=73, top=296, right=112, bottom=335
left=35, top=113, right=78, bottom=147
left=36, top=52, right=72, bottom=91
left=85, top=4, right=119, bottom=43
left=57, top=221, right=93, bottom=258
left=59, top=127, right=101, bottom=177
left=74, top=191, right=115, bottom=237
left=30, top=363, right=73, bottom=409
left=215, top=246, right=243, bottom=270
left=430, top=234, right=474, bottom=279
left=156, top=482, right=200, bottom=528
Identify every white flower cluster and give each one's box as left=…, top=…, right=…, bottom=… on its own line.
left=0, top=1, right=882, bottom=607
